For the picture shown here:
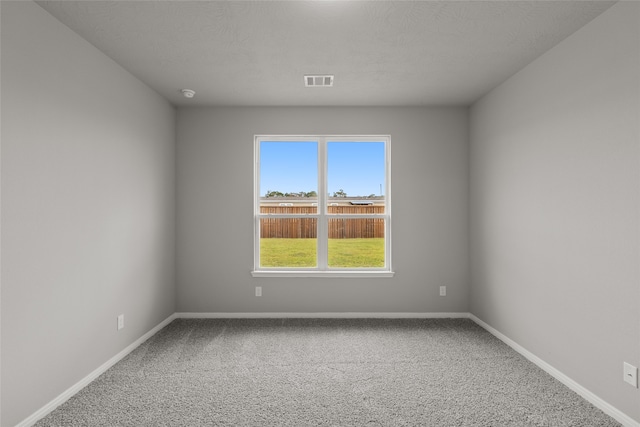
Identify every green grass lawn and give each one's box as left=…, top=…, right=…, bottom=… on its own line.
left=260, top=238, right=385, bottom=268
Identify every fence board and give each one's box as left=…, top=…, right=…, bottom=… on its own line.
left=259, top=205, right=385, bottom=238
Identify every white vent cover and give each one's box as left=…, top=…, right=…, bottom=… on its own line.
left=304, top=75, right=334, bottom=87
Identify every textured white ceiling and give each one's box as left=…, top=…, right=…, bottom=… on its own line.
left=36, top=1, right=615, bottom=107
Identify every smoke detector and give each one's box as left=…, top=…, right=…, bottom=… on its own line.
left=181, top=89, right=196, bottom=98
left=304, top=75, right=334, bottom=87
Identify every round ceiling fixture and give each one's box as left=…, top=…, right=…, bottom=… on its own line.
left=181, top=89, right=196, bottom=98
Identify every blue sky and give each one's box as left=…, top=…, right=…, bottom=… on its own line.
left=260, top=141, right=385, bottom=197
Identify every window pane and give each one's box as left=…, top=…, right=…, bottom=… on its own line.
left=260, top=218, right=317, bottom=267
left=259, top=141, right=318, bottom=267
left=328, top=218, right=385, bottom=268
left=260, top=141, right=317, bottom=213
left=327, top=141, right=385, bottom=213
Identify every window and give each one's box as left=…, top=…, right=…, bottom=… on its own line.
left=253, top=136, right=392, bottom=277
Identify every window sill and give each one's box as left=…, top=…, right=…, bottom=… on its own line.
left=251, top=270, right=395, bottom=278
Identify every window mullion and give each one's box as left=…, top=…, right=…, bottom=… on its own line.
left=317, top=138, right=328, bottom=270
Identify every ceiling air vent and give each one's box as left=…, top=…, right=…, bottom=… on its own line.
left=304, top=75, right=334, bottom=87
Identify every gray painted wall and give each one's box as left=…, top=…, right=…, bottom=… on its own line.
left=469, top=2, right=640, bottom=422
left=176, top=107, right=469, bottom=313
left=1, top=2, right=176, bottom=425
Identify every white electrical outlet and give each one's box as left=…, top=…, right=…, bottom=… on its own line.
left=117, top=314, right=124, bottom=331
left=255, top=286, right=262, bottom=297
left=623, top=362, right=638, bottom=387
left=439, top=286, right=446, bottom=296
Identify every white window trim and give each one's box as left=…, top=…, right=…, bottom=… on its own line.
left=252, top=135, right=394, bottom=278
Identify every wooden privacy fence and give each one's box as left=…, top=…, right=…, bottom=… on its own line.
left=260, top=205, right=385, bottom=239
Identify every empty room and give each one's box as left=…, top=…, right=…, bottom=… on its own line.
left=1, top=0, right=638, bottom=426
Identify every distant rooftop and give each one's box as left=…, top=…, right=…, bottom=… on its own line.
left=260, top=196, right=384, bottom=200
left=260, top=196, right=385, bottom=206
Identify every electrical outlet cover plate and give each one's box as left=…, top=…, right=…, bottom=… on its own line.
left=255, top=286, right=262, bottom=297
left=117, top=314, right=124, bottom=331
left=623, top=362, right=638, bottom=387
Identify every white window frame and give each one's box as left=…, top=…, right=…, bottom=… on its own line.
left=252, top=135, right=393, bottom=278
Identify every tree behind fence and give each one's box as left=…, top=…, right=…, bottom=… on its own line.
left=260, top=205, right=385, bottom=239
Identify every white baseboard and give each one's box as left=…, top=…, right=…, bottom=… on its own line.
left=16, top=313, right=178, bottom=427
left=176, top=312, right=471, bottom=319
left=469, top=314, right=639, bottom=427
